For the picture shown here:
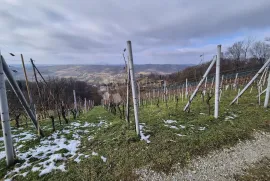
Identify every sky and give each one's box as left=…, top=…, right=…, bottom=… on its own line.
left=0, top=0, right=270, bottom=65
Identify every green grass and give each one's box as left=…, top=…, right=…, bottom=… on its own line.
left=1, top=87, right=270, bottom=180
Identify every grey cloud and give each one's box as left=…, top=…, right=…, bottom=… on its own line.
left=51, top=32, right=106, bottom=51
left=0, top=0, right=270, bottom=64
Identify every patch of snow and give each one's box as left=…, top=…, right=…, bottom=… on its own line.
left=225, top=113, right=238, bottom=121
left=164, top=120, right=177, bottom=124
left=81, top=122, right=96, bottom=128
left=97, top=120, right=107, bottom=127
left=32, top=167, right=40, bottom=172
left=4, top=118, right=111, bottom=180
left=139, top=124, right=151, bottom=143
left=21, top=172, right=28, bottom=177
left=198, top=127, right=206, bottom=131
left=164, top=125, right=179, bottom=130
left=176, top=134, right=187, bottom=137
left=0, top=151, right=5, bottom=160
left=39, top=154, right=67, bottom=176
left=74, top=154, right=84, bottom=163
left=62, top=130, right=70, bottom=134
left=231, top=113, right=238, bottom=117
left=101, top=156, right=107, bottom=162
left=92, top=152, right=98, bottom=156
left=13, top=132, right=36, bottom=142
left=17, top=145, right=23, bottom=149
left=5, top=131, right=81, bottom=179
left=179, top=125, right=186, bottom=129
left=70, top=122, right=81, bottom=127
left=88, top=136, right=94, bottom=141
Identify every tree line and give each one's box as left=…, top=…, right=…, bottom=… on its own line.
left=2, top=77, right=102, bottom=128
left=147, top=37, right=270, bottom=84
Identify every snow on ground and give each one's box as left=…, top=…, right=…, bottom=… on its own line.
left=13, top=131, right=37, bottom=143
left=101, top=156, right=107, bottom=162
left=139, top=124, right=151, bottom=143
left=88, top=136, right=94, bottom=141
left=164, top=120, right=186, bottom=130
left=164, top=125, right=179, bottom=130
left=225, top=112, right=238, bottom=121
left=176, top=134, right=186, bottom=137
left=198, top=127, right=206, bottom=131
left=164, top=120, right=177, bottom=124
left=92, top=152, right=98, bottom=156
left=5, top=130, right=81, bottom=180
left=70, top=122, right=81, bottom=127
left=179, top=125, right=186, bottom=129
left=2, top=119, right=109, bottom=180
left=0, top=151, right=5, bottom=160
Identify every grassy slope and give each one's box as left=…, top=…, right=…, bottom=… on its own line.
left=1, top=87, right=270, bottom=181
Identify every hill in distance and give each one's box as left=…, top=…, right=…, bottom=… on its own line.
left=10, top=64, right=192, bottom=84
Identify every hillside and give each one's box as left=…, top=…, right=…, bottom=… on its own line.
left=10, top=64, right=191, bottom=84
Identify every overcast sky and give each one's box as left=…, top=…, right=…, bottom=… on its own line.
left=0, top=0, right=270, bottom=65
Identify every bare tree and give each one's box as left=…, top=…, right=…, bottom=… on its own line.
left=243, top=37, right=254, bottom=60
left=265, top=37, right=270, bottom=42
left=227, top=41, right=244, bottom=70
left=227, top=41, right=244, bottom=60
left=250, top=41, right=270, bottom=65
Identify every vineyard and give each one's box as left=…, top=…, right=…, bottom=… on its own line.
left=0, top=42, right=270, bottom=181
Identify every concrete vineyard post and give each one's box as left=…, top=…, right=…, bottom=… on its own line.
left=73, top=90, right=78, bottom=117
left=230, top=58, right=270, bottom=105
left=258, top=85, right=261, bottom=105
left=185, top=79, right=188, bottom=99
left=214, top=45, right=221, bottom=118
left=264, top=71, right=270, bottom=107
left=234, top=73, right=238, bottom=90
left=84, top=98, right=87, bottom=113
left=2, top=56, right=44, bottom=136
left=127, top=40, right=140, bottom=136
left=126, top=62, right=130, bottom=123
left=237, top=89, right=240, bottom=104
left=0, top=55, right=15, bottom=166
left=184, top=56, right=217, bottom=111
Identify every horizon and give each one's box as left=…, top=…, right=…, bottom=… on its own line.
left=8, top=63, right=194, bottom=66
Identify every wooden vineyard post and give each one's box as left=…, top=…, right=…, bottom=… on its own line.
left=21, top=54, right=34, bottom=113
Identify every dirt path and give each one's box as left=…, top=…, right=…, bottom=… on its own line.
left=137, top=131, right=270, bottom=181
